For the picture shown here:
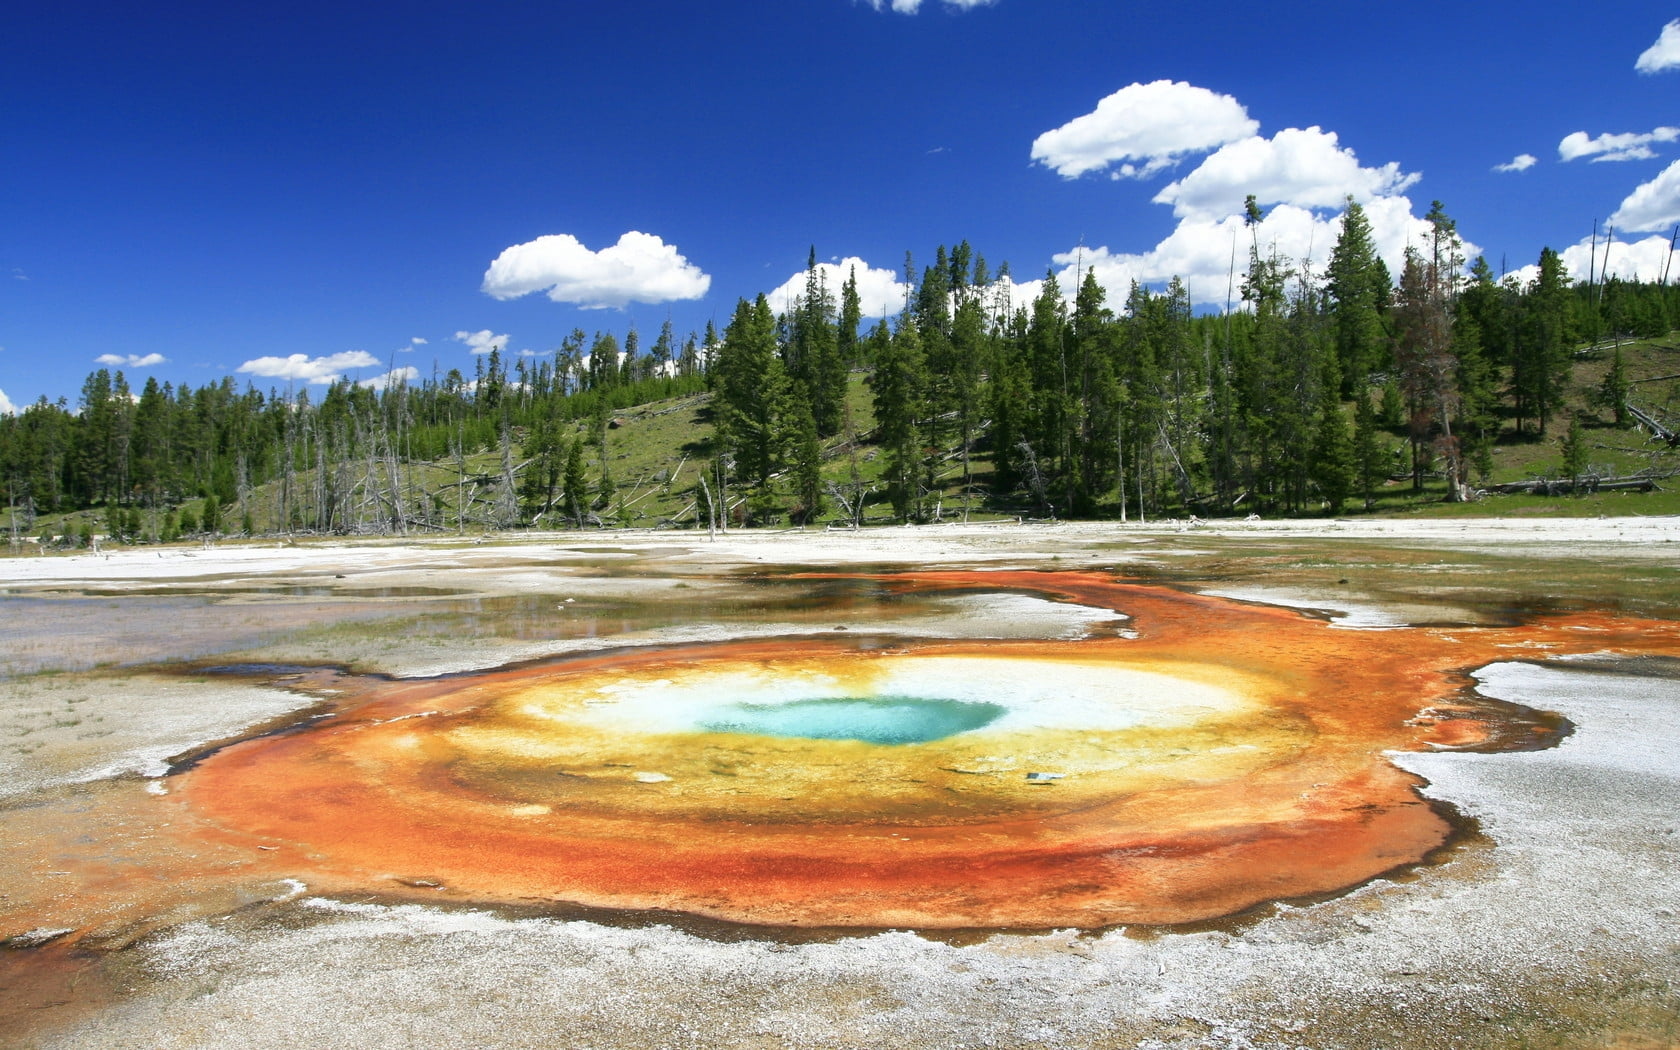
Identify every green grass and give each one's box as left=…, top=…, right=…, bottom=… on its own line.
left=10, top=332, right=1680, bottom=549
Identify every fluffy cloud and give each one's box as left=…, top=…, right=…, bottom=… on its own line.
left=1637, top=19, right=1680, bottom=73
left=1559, top=127, right=1680, bottom=163
left=1609, top=158, right=1680, bottom=232
left=1030, top=81, right=1258, bottom=179
left=237, top=350, right=380, bottom=385
left=1024, top=88, right=1465, bottom=313
left=763, top=257, right=910, bottom=320
left=454, top=330, right=509, bottom=355
left=863, top=0, right=995, bottom=12
left=358, top=366, right=422, bottom=391
left=482, top=231, right=710, bottom=309
left=0, top=388, right=15, bottom=416
left=1048, top=195, right=1467, bottom=313
left=1494, top=154, right=1538, bottom=173
left=94, top=352, right=167, bottom=369
left=1153, top=126, right=1419, bottom=220
left=1503, top=233, right=1680, bottom=288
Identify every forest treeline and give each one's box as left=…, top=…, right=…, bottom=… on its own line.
left=3, top=198, right=1678, bottom=540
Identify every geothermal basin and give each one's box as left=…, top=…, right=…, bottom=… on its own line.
left=169, top=571, right=1587, bottom=930
left=2, top=521, right=1679, bottom=1049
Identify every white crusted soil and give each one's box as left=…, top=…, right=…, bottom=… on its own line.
left=36, top=665, right=1680, bottom=1050
left=4, top=522, right=1678, bottom=1049
left=0, top=674, right=312, bottom=799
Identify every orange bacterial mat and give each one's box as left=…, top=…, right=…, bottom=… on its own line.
left=162, top=571, right=1677, bottom=929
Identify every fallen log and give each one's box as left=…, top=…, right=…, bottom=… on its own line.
left=1488, top=476, right=1660, bottom=495
left=1626, top=402, right=1680, bottom=446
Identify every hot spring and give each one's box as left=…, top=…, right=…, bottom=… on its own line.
left=156, top=569, right=1650, bottom=929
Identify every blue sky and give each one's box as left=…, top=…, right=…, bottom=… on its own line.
left=3, top=1, right=1678, bottom=411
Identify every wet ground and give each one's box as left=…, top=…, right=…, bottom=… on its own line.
left=2, top=521, right=1678, bottom=1048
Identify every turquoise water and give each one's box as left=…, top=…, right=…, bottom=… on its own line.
left=700, top=696, right=1006, bottom=745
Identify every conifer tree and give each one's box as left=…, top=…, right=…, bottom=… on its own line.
left=619, top=325, right=641, bottom=386
left=986, top=308, right=1031, bottom=496
left=788, top=249, right=844, bottom=437
left=1023, top=272, right=1072, bottom=511
left=1599, top=344, right=1630, bottom=426
left=788, top=401, right=825, bottom=524
left=870, top=316, right=927, bottom=521
left=837, top=266, right=863, bottom=368
left=1455, top=257, right=1507, bottom=469
left=1352, top=392, right=1385, bottom=510
left=651, top=320, right=675, bottom=381
left=587, top=332, right=620, bottom=392
left=1311, top=355, right=1355, bottom=514
left=518, top=413, right=565, bottom=519
left=701, top=319, right=720, bottom=373
left=1326, top=198, right=1392, bottom=395
left=711, top=295, right=784, bottom=490
left=561, top=436, right=589, bottom=525
left=918, top=249, right=959, bottom=454
left=678, top=332, right=700, bottom=378
left=1391, top=203, right=1471, bottom=501
left=948, top=280, right=988, bottom=496
left=1070, top=269, right=1118, bottom=516
left=1512, top=247, right=1574, bottom=436
left=1561, top=415, right=1588, bottom=489
left=1236, top=228, right=1293, bottom=510
left=596, top=461, right=615, bottom=515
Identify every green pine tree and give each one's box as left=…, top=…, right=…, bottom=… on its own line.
left=1598, top=345, right=1630, bottom=426
left=870, top=317, right=928, bottom=521
left=788, top=401, right=825, bottom=525
left=1311, top=360, right=1355, bottom=515
left=561, top=437, right=589, bottom=525
left=596, top=463, right=615, bottom=514
left=1352, top=393, right=1386, bottom=510
left=1561, top=415, right=1589, bottom=491
left=1514, top=247, right=1574, bottom=436
left=1326, top=198, right=1392, bottom=395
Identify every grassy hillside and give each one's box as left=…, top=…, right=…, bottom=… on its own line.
left=1413, top=330, right=1680, bottom=517
left=14, top=329, right=1680, bottom=549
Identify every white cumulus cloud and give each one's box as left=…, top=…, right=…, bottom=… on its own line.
left=0, top=388, right=15, bottom=416
left=359, top=366, right=422, bottom=391
left=1559, top=127, right=1680, bottom=163
left=1637, top=19, right=1680, bottom=73
left=454, top=330, right=510, bottom=355
left=763, top=257, right=911, bottom=320
left=237, top=350, right=380, bottom=385
left=482, top=231, right=710, bottom=309
left=1494, top=153, right=1538, bottom=173
left=1153, top=126, right=1419, bottom=220
left=94, top=352, right=167, bottom=369
left=1610, top=158, right=1680, bottom=232
left=1503, top=233, right=1680, bottom=288
left=1049, top=195, right=1469, bottom=313
left=1030, top=80, right=1258, bottom=179
left=1024, top=90, right=1476, bottom=313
